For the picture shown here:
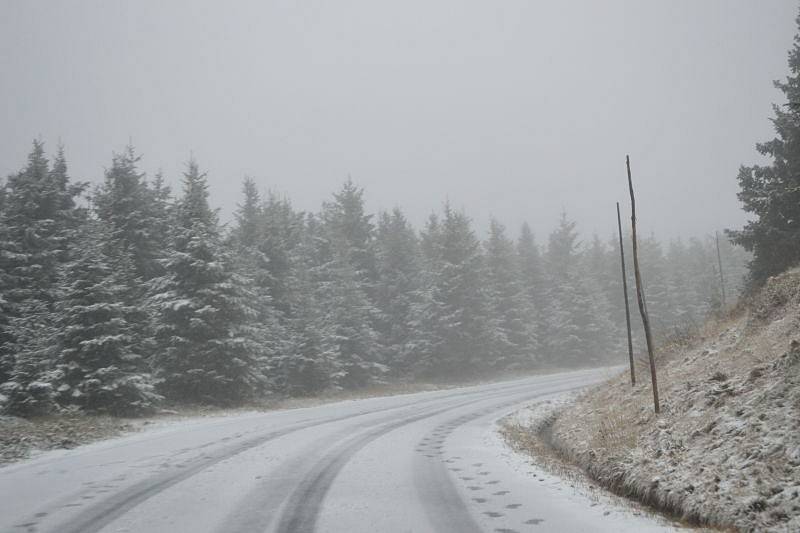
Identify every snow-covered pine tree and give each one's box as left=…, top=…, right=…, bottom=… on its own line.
left=256, top=191, right=306, bottom=317
left=577, top=235, right=619, bottom=360
left=516, top=223, right=548, bottom=358
left=544, top=213, right=610, bottom=367
left=416, top=204, right=493, bottom=377
left=151, top=160, right=265, bottom=405
left=484, top=218, right=538, bottom=370
left=637, top=235, right=674, bottom=332
left=728, top=10, right=800, bottom=285
left=274, top=213, right=338, bottom=394
left=664, top=238, right=701, bottom=328
left=318, top=253, right=384, bottom=388
left=94, top=146, right=165, bottom=281
left=543, top=214, right=579, bottom=366
left=148, top=170, right=174, bottom=257
left=231, top=177, right=263, bottom=249
left=411, top=213, right=445, bottom=376
left=240, top=192, right=314, bottom=394
left=92, top=157, right=172, bottom=385
left=54, top=220, right=159, bottom=415
left=0, top=192, right=14, bottom=386
left=321, top=179, right=379, bottom=287
left=374, top=207, right=426, bottom=374
left=229, top=178, right=288, bottom=393
left=317, top=181, right=384, bottom=387
left=0, top=142, right=86, bottom=414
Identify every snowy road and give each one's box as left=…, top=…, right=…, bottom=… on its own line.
left=0, top=368, right=679, bottom=533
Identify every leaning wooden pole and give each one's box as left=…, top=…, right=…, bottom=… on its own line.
left=715, top=231, right=727, bottom=309
left=626, top=155, right=660, bottom=413
left=616, top=202, right=636, bottom=386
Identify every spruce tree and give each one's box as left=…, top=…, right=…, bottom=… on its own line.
left=728, top=12, right=800, bottom=284
left=544, top=213, right=608, bottom=367
left=0, top=141, right=85, bottom=414
left=259, top=192, right=306, bottom=317
left=320, top=255, right=384, bottom=388
left=231, top=177, right=263, bottom=249
left=275, top=214, right=338, bottom=394
left=321, top=179, right=378, bottom=285
left=417, top=204, right=493, bottom=377
left=54, top=221, right=159, bottom=415
left=151, top=161, right=264, bottom=405
left=94, top=146, right=164, bottom=281
left=637, top=236, right=674, bottom=331
left=484, top=219, right=538, bottom=369
left=374, top=208, right=426, bottom=374
left=664, top=239, right=701, bottom=328
left=0, top=201, right=14, bottom=386
left=148, top=170, right=174, bottom=255
left=230, top=178, right=288, bottom=393
left=317, top=181, right=384, bottom=387
left=517, top=223, right=548, bottom=353
left=577, top=235, right=618, bottom=359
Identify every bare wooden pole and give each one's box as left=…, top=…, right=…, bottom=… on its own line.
left=715, top=231, right=726, bottom=309
left=626, top=155, right=660, bottom=413
left=616, top=202, right=636, bottom=386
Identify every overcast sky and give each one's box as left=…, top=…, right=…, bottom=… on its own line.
left=1, top=1, right=797, bottom=242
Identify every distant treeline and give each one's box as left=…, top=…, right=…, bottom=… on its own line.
left=0, top=142, right=749, bottom=415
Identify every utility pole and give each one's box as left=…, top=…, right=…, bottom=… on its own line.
left=627, top=155, right=660, bottom=414
left=715, top=231, right=726, bottom=309
left=616, top=202, right=635, bottom=386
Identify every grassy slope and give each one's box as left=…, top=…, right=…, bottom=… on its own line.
left=508, top=268, right=800, bottom=532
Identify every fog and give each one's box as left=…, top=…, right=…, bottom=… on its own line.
left=1, top=0, right=796, bottom=239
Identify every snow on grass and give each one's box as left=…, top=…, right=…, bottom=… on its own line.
left=504, top=268, right=800, bottom=532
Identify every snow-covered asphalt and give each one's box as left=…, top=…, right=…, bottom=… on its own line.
left=0, top=368, right=680, bottom=533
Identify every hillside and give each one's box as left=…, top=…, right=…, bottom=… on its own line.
left=505, top=268, right=800, bottom=532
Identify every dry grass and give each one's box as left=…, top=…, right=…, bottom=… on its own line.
left=0, top=414, right=137, bottom=466
left=505, top=268, right=800, bottom=532
left=590, top=401, right=640, bottom=452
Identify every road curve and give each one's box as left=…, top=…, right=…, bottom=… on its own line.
left=0, top=368, right=678, bottom=533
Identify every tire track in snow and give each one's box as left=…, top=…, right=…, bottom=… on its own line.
left=27, top=377, right=565, bottom=533
left=26, top=401, right=449, bottom=533
left=272, top=377, right=591, bottom=533
left=413, top=380, right=589, bottom=533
